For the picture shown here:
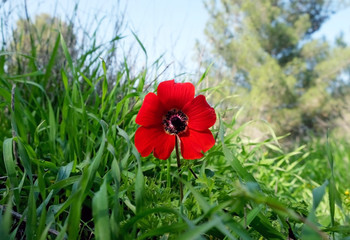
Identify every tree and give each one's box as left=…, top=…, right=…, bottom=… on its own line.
left=200, top=0, right=350, bottom=140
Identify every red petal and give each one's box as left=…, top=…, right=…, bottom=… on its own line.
left=134, top=126, right=175, bottom=160
left=183, top=95, right=216, bottom=131
left=153, top=133, right=175, bottom=160
left=157, top=80, right=195, bottom=110
left=179, top=129, right=215, bottom=160
left=135, top=93, right=165, bottom=127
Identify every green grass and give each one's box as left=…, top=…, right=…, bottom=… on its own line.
left=0, top=31, right=350, bottom=240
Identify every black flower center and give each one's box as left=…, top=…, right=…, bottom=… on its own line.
left=163, top=109, right=188, bottom=135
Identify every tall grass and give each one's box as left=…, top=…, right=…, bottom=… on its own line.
left=1, top=6, right=350, bottom=240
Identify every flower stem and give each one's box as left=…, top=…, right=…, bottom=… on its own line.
left=189, top=167, right=198, bottom=179
left=175, top=135, right=183, bottom=202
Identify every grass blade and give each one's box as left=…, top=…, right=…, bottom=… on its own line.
left=135, top=166, right=145, bottom=213
left=92, top=179, right=111, bottom=240
left=3, top=138, right=20, bottom=204
left=131, top=31, right=147, bottom=59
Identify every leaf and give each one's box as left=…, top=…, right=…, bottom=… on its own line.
left=121, top=207, right=181, bottom=233
left=60, top=32, right=75, bottom=75
left=2, top=138, right=20, bottom=204
left=198, top=62, right=213, bottom=85
left=312, top=181, right=328, bottom=210
left=326, top=134, right=343, bottom=227
left=132, top=31, right=147, bottom=59
left=92, top=179, right=111, bottom=240
left=135, top=166, right=145, bottom=213
left=0, top=193, right=13, bottom=239
left=101, top=59, right=108, bottom=113
left=16, top=138, right=33, bottom=182
left=178, top=217, right=222, bottom=240
left=222, top=144, right=258, bottom=184
left=7, top=71, right=44, bottom=79
left=48, top=101, right=57, bottom=155
left=47, top=176, right=81, bottom=191
left=240, top=205, right=263, bottom=227
left=57, top=162, right=74, bottom=181
left=250, top=213, right=285, bottom=240
left=43, top=33, right=60, bottom=86
left=182, top=179, right=248, bottom=239
left=61, top=70, right=70, bottom=94
left=67, top=120, right=107, bottom=240
left=138, top=223, right=188, bottom=240
left=26, top=185, right=36, bottom=240
left=11, top=79, right=46, bottom=94
left=301, top=181, right=328, bottom=240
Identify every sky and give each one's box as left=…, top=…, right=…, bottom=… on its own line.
left=121, top=0, right=208, bottom=75
left=5, top=0, right=350, bottom=77
left=123, top=1, right=350, bottom=75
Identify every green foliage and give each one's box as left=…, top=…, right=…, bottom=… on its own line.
left=1, top=34, right=350, bottom=238
left=201, top=0, right=350, bottom=139
left=7, top=13, right=77, bottom=86
left=0, top=5, right=349, bottom=240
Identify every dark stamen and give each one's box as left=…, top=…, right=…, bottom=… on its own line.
left=171, top=117, right=182, bottom=127
left=163, top=109, right=188, bottom=135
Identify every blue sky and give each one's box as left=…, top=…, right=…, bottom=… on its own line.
left=122, top=1, right=350, bottom=75
left=11, top=0, right=350, bottom=77
left=121, top=0, right=208, bottom=75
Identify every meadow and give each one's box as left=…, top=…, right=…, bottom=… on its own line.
left=1, top=8, right=350, bottom=240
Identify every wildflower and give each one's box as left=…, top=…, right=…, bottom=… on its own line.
left=135, top=80, right=216, bottom=160
left=345, top=189, right=350, bottom=196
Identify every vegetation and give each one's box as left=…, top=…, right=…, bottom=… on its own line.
left=200, top=0, right=350, bottom=140
left=0, top=0, right=349, bottom=239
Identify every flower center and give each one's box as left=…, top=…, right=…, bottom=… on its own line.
left=163, top=109, right=188, bottom=135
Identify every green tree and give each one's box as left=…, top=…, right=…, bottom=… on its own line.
left=200, top=0, right=350, bottom=139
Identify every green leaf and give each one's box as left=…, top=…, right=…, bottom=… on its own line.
left=250, top=213, right=285, bottom=240
left=48, top=102, right=57, bottom=155
left=67, top=121, right=106, bottom=240
left=7, top=71, right=44, bottom=79
left=61, top=70, right=70, bottom=95
left=179, top=217, right=222, bottom=240
left=138, top=223, right=188, bottom=240
left=135, top=166, right=145, bottom=213
left=2, top=138, right=20, bottom=204
left=47, top=176, right=81, bottom=191
left=111, top=159, right=121, bottom=186
left=26, top=186, right=36, bottom=240
left=312, top=181, right=328, bottom=210
left=101, top=59, right=108, bottom=114
left=240, top=205, right=263, bottom=227
left=92, top=179, right=111, bottom=240
left=60, top=32, right=75, bottom=75
left=222, top=144, right=258, bottom=184
left=198, top=62, right=213, bottom=85
left=0, top=193, right=13, bottom=238
left=121, top=207, right=181, bottom=233
left=132, top=31, right=147, bottom=59
left=326, top=135, right=343, bottom=227
left=43, top=33, right=61, bottom=86
left=16, top=138, right=33, bottom=182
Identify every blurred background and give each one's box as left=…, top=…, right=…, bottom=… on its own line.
left=1, top=0, right=350, bottom=145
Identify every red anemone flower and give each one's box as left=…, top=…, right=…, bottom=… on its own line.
left=135, top=80, right=216, bottom=160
